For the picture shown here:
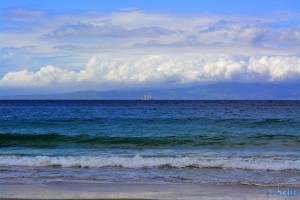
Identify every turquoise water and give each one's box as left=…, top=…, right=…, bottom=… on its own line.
left=0, top=100, right=299, bottom=186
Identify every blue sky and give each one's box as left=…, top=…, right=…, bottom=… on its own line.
left=0, top=0, right=300, bottom=95
left=2, top=0, right=300, bottom=14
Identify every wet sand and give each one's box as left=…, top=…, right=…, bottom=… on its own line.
left=0, top=182, right=298, bottom=200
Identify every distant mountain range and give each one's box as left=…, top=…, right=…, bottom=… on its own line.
left=1, top=83, right=300, bottom=100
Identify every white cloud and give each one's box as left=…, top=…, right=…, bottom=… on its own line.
left=1, top=55, right=299, bottom=88
left=3, top=9, right=299, bottom=53
left=248, top=56, right=300, bottom=81
left=0, top=65, right=76, bottom=87
left=1, top=8, right=300, bottom=90
left=49, top=22, right=176, bottom=38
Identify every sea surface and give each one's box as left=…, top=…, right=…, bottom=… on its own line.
left=0, top=100, right=299, bottom=186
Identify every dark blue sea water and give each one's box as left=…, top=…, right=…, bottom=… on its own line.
left=0, top=100, right=299, bottom=186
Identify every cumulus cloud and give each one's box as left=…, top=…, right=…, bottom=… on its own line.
left=248, top=56, right=300, bottom=81
left=0, top=65, right=76, bottom=87
left=1, top=55, right=299, bottom=88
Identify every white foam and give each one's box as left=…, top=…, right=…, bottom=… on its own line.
left=0, top=155, right=299, bottom=171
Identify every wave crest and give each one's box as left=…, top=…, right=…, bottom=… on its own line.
left=0, top=155, right=299, bottom=171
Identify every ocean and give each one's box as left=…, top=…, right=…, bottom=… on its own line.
left=0, top=100, right=299, bottom=187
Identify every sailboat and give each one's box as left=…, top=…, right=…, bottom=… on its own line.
left=141, top=93, right=153, bottom=100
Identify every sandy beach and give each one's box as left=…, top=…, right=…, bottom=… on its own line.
left=0, top=182, right=299, bottom=200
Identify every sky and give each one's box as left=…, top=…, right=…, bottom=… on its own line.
left=0, top=0, right=300, bottom=95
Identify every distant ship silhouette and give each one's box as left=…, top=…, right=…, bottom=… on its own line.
left=141, top=93, right=153, bottom=100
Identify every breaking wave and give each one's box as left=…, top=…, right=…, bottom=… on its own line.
left=0, top=155, right=299, bottom=171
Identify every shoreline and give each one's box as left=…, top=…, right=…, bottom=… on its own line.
left=0, top=182, right=299, bottom=200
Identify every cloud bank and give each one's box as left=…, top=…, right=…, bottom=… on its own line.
left=1, top=55, right=299, bottom=88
